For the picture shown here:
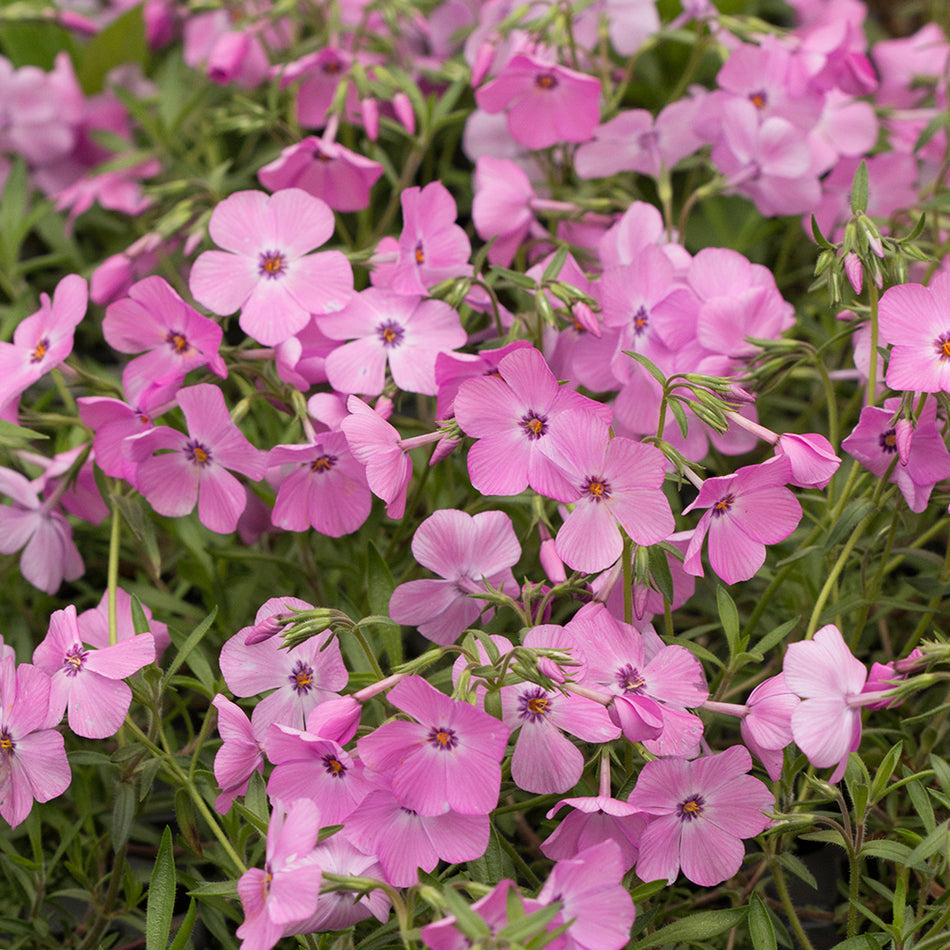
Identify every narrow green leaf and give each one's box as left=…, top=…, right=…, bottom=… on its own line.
left=76, top=5, right=147, bottom=94
left=777, top=852, right=818, bottom=890
left=367, top=541, right=401, bottom=666
left=0, top=419, right=47, bottom=449
left=130, top=594, right=152, bottom=636
left=824, top=498, right=875, bottom=550
left=146, top=826, right=176, bottom=950
left=168, top=898, right=197, bottom=950
left=187, top=880, right=239, bottom=898
left=751, top=617, right=799, bottom=656
left=869, top=741, right=903, bottom=803
left=748, top=893, right=777, bottom=950
left=160, top=607, right=218, bottom=694
left=717, top=585, right=741, bottom=661
left=827, top=936, right=887, bottom=950
left=541, top=245, right=569, bottom=283
left=811, top=214, right=833, bottom=248
left=859, top=840, right=913, bottom=863
left=633, top=907, right=748, bottom=947
left=902, top=820, right=949, bottom=869
left=647, top=546, right=675, bottom=607
left=906, top=778, right=936, bottom=834
left=111, top=782, right=136, bottom=851
left=622, top=350, right=667, bottom=387
left=668, top=396, right=690, bottom=439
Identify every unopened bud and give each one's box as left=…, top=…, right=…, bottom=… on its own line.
left=360, top=97, right=379, bottom=140
left=471, top=41, right=496, bottom=87
left=843, top=252, right=863, bottom=294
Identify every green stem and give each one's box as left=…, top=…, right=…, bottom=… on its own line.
left=867, top=281, right=880, bottom=408
left=107, top=503, right=121, bottom=646
left=354, top=628, right=386, bottom=679
left=76, top=844, right=128, bottom=950
left=770, top=855, right=816, bottom=950
left=493, top=823, right=542, bottom=888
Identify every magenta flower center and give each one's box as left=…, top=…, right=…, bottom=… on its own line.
left=616, top=664, right=646, bottom=694
left=186, top=440, right=212, bottom=467
left=414, top=241, right=425, bottom=264
left=258, top=250, right=287, bottom=279
left=934, top=333, right=950, bottom=361
left=678, top=794, right=706, bottom=822
left=288, top=660, right=315, bottom=694
left=711, top=493, right=735, bottom=517
left=30, top=337, right=50, bottom=364
left=260, top=864, right=273, bottom=902
left=518, top=686, right=553, bottom=723
left=63, top=643, right=88, bottom=676
left=377, top=320, right=405, bottom=348
left=322, top=754, right=347, bottom=778
left=535, top=72, right=558, bottom=90
left=0, top=729, right=14, bottom=756
left=879, top=429, right=897, bottom=454
left=633, top=306, right=649, bottom=335
left=582, top=475, right=612, bottom=502
left=166, top=330, right=191, bottom=354
left=519, top=411, right=549, bottom=440
left=427, top=725, right=459, bottom=750
left=749, top=90, right=768, bottom=109
left=310, top=454, right=337, bottom=473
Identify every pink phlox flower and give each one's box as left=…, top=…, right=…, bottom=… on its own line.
left=32, top=605, right=155, bottom=739
left=687, top=247, right=794, bottom=359
left=627, top=745, right=773, bottom=886
left=775, top=432, right=841, bottom=489
left=807, top=89, right=878, bottom=175
left=475, top=52, right=601, bottom=150
left=433, top=339, right=534, bottom=422
left=575, top=100, right=701, bottom=179
left=356, top=675, right=510, bottom=816
left=879, top=271, right=950, bottom=394
left=0, top=466, right=84, bottom=594
left=0, top=273, right=87, bottom=417
left=451, top=634, right=515, bottom=705
left=739, top=673, right=800, bottom=781
left=320, top=288, right=466, bottom=396
left=219, top=597, right=348, bottom=730
left=346, top=785, right=490, bottom=887
left=472, top=156, right=547, bottom=267
left=265, top=722, right=369, bottom=824
left=268, top=429, right=372, bottom=537
left=683, top=456, right=802, bottom=585
left=77, top=587, right=171, bottom=659
left=236, top=798, right=323, bottom=950
left=602, top=0, right=661, bottom=56
left=211, top=694, right=267, bottom=814
left=872, top=22, right=949, bottom=108
left=296, top=834, right=390, bottom=932
left=541, top=414, right=675, bottom=574
left=841, top=397, right=950, bottom=513
left=103, top=276, right=226, bottom=396
left=0, top=656, right=71, bottom=828
left=390, top=508, right=520, bottom=646
left=76, top=377, right=178, bottom=488
left=571, top=603, right=707, bottom=756
left=189, top=188, right=353, bottom=346
left=274, top=317, right=338, bottom=390
left=258, top=136, right=383, bottom=212
left=538, top=840, right=636, bottom=950
left=453, top=346, right=611, bottom=499
left=388, top=181, right=472, bottom=295
left=541, top=795, right=646, bottom=870
left=599, top=199, right=691, bottom=271
left=421, top=879, right=567, bottom=950
left=784, top=624, right=868, bottom=782
left=501, top=624, right=618, bottom=794
left=126, top=383, right=267, bottom=534
left=280, top=47, right=354, bottom=128
left=340, top=395, right=412, bottom=518
left=711, top=98, right=822, bottom=216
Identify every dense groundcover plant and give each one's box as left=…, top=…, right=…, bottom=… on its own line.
left=3, top=0, right=950, bottom=948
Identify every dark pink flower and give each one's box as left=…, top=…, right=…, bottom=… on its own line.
left=189, top=188, right=353, bottom=345
left=211, top=694, right=266, bottom=814
left=627, top=745, right=773, bottom=885
left=77, top=587, right=171, bottom=659
left=0, top=656, right=70, bottom=828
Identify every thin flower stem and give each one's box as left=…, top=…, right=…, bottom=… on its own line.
left=769, top=855, right=816, bottom=950
left=107, top=502, right=121, bottom=647
left=622, top=534, right=633, bottom=626
left=866, top=281, right=880, bottom=407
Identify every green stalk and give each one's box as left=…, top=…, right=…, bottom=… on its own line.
left=770, top=855, right=816, bottom=950
left=866, top=281, right=880, bottom=407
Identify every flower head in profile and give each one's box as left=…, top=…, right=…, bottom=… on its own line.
left=189, top=188, right=353, bottom=345
left=627, top=745, right=773, bottom=886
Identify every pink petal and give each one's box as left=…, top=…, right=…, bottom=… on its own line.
left=66, top=672, right=132, bottom=738
left=678, top=817, right=744, bottom=886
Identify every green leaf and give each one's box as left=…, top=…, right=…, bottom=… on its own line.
left=869, top=741, right=903, bottom=803
left=717, top=585, right=741, bottom=661
left=622, top=350, right=667, bottom=388
left=824, top=498, right=875, bottom=551
left=146, top=826, right=176, bottom=950
left=827, top=936, right=887, bottom=950
left=810, top=214, right=833, bottom=248
left=541, top=245, right=569, bottom=283
left=906, top=778, right=936, bottom=834
left=168, top=898, right=197, bottom=950
left=0, top=419, right=47, bottom=449
left=748, top=893, right=777, bottom=950
left=668, top=396, right=690, bottom=439
left=367, top=541, right=401, bottom=666
left=111, top=781, right=136, bottom=852
left=130, top=594, right=152, bottom=637
left=647, top=545, right=675, bottom=607
left=160, top=607, right=218, bottom=694
left=902, top=820, right=949, bottom=869
left=76, top=5, right=147, bottom=94
left=859, top=840, right=913, bottom=864
left=187, top=880, right=239, bottom=898
left=850, top=160, right=868, bottom=215
left=750, top=617, right=799, bottom=657
left=633, top=907, right=748, bottom=947
left=777, top=852, right=817, bottom=890
left=441, top=886, right=491, bottom=939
